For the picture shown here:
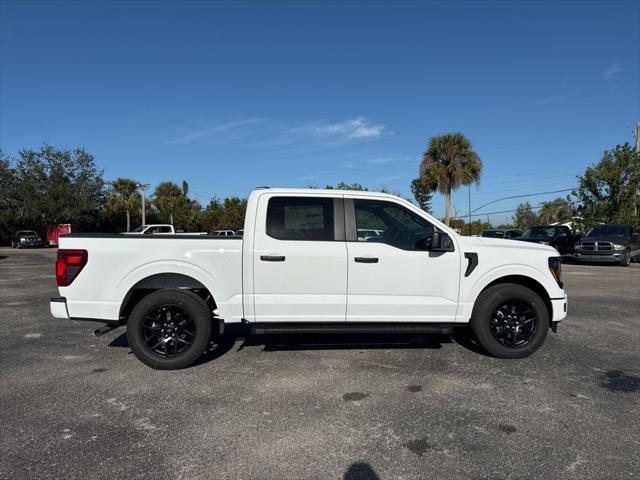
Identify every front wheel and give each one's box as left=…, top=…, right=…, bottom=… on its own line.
left=619, top=250, right=631, bottom=267
left=471, top=284, right=549, bottom=359
left=127, top=289, right=212, bottom=369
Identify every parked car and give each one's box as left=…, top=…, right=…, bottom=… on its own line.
left=574, top=224, right=640, bottom=266
left=51, top=188, right=567, bottom=369
left=124, top=225, right=207, bottom=235
left=481, top=229, right=523, bottom=239
left=211, top=230, right=236, bottom=236
left=11, top=230, right=43, bottom=248
left=514, top=225, right=577, bottom=255
left=357, top=228, right=383, bottom=241
left=46, top=224, right=79, bottom=247
left=125, top=224, right=175, bottom=235
left=234, top=229, right=244, bottom=237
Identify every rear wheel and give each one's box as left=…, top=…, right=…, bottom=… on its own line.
left=471, top=284, right=549, bottom=359
left=127, top=289, right=212, bottom=369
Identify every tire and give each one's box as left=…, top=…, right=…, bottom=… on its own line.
left=127, top=289, right=212, bottom=370
left=471, top=283, right=549, bottom=359
left=619, top=250, right=631, bottom=267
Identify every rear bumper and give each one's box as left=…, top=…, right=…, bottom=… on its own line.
left=551, top=294, right=568, bottom=322
left=50, top=297, right=70, bottom=319
left=574, top=253, right=623, bottom=263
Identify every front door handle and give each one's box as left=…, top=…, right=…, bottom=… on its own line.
left=260, top=255, right=286, bottom=262
left=354, top=256, right=378, bottom=263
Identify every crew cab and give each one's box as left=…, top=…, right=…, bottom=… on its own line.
left=50, top=188, right=568, bottom=369
left=574, top=224, right=640, bottom=266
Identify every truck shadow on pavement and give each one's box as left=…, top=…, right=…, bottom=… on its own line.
left=108, top=328, right=479, bottom=366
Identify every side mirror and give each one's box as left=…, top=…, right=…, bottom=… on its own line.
left=429, top=231, right=454, bottom=252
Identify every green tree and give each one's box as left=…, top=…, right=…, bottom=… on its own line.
left=419, top=132, right=483, bottom=225
left=0, top=151, right=18, bottom=243
left=410, top=177, right=433, bottom=213
left=324, top=182, right=368, bottom=191
left=106, top=178, right=139, bottom=232
left=573, top=143, right=640, bottom=229
left=537, top=197, right=574, bottom=225
left=11, top=145, right=106, bottom=234
left=512, top=202, right=538, bottom=230
left=153, top=181, right=183, bottom=225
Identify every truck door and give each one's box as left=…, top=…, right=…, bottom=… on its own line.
left=344, top=197, right=460, bottom=323
left=252, top=194, right=347, bottom=323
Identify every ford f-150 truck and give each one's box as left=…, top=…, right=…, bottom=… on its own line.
left=50, top=188, right=568, bottom=369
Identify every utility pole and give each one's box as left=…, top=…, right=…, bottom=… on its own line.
left=635, top=121, right=640, bottom=152
left=468, top=185, right=471, bottom=236
left=137, top=183, right=150, bottom=225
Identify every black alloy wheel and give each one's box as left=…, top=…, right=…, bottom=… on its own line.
left=142, top=304, right=196, bottom=357
left=489, top=299, right=537, bottom=348
left=127, top=289, right=212, bottom=369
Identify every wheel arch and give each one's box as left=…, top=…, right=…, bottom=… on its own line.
left=477, top=274, right=553, bottom=322
left=119, top=273, right=217, bottom=320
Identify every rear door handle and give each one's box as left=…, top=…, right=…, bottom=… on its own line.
left=354, top=257, right=378, bottom=263
left=260, top=255, right=286, bottom=262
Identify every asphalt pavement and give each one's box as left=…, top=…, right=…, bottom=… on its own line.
left=1, top=247, right=639, bottom=480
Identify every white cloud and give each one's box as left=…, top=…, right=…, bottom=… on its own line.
left=602, top=63, right=623, bottom=80
left=365, top=156, right=396, bottom=165
left=295, top=117, right=392, bottom=141
left=167, top=118, right=267, bottom=144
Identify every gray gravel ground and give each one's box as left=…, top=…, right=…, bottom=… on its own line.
left=1, top=247, right=639, bottom=480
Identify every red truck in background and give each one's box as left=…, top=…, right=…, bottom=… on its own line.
left=46, top=224, right=79, bottom=247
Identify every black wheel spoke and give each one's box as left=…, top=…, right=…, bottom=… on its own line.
left=490, top=299, right=537, bottom=348
left=141, top=304, right=196, bottom=357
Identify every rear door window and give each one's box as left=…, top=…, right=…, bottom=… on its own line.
left=267, top=197, right=335, bottom=241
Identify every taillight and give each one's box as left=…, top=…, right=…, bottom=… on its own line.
left=56, top=249, right=88, bottom=286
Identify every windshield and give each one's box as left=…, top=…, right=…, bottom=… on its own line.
left=481, top=230, right=504, bottom=238
left=130, top=225, right=148, bottom=233
left=586, top=225, right=628, bottom=237
left=524, top=226, right=556, bottom=238
left=17, top=230, right=37, bottom=236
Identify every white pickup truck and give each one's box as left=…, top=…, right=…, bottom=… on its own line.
left=51, top=188, right=567, bottom=369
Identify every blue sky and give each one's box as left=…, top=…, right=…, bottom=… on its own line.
left=1, top=0, right=638, bottom=224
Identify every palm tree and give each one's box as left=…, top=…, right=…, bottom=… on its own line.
left=153, top=181, right=183, bottom=225
left=107, top=178, right=139, bottom=232
left=419, top=132, right=483, bottom=226
left=537, top=198, right=574, bottom=224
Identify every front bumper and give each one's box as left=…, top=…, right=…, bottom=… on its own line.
left=574, top=252, right=624, bottom=263
left=50, top=297, right=70, bottom=319
left=550, top=294, right=568, bottom=322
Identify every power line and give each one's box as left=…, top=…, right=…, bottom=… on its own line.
left=452, top=200, right=571, bottom=220
left=468, top=188, right=575, bottom=215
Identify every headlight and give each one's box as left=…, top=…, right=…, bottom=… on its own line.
left=548, top=257, right=563, bottom=288
left=613, top=244, right=625, bottom=251
left=574, top=244, right=581, bottom=250
left=20, top=237, right=26, bottom=241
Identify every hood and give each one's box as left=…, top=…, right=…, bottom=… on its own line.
left=579, top=235, right=628, bottom=243
left=458, top=235, right=556, bottom=253
left=514, top=236, right=551, bottom=243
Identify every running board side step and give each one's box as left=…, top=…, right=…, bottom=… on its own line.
left=250, top=323, right=458, bottom=335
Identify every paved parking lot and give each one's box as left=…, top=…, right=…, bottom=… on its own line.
left=1, top=247, right=639, bottom=480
